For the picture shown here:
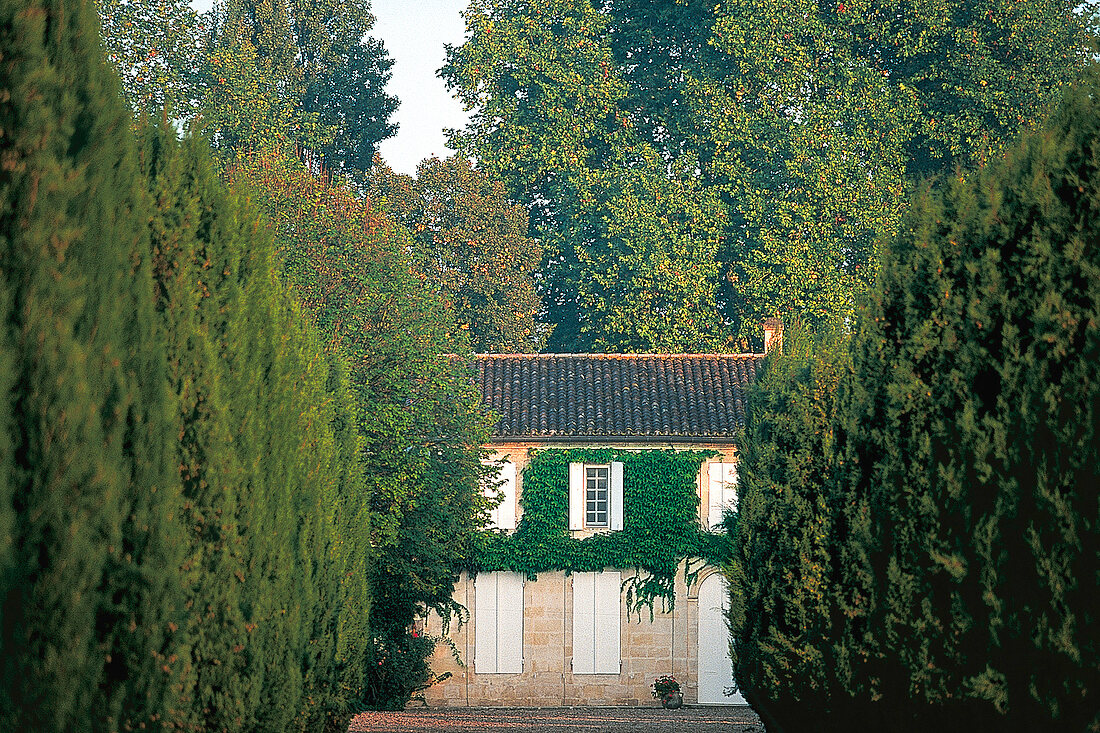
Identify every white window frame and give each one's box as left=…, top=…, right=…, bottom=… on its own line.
left=707, top=461, right=738, bottom=530
left=571, top=571, right=621, bottom=675
left=474, top=571, right=524, bottom=674
left=569, top=462, right=623, bottom=531
left=585, top=465, right=610, bottom=526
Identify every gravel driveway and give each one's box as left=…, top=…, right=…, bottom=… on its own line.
left=349, top=706, right=763, bottom=733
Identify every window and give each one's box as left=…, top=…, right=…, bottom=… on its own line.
left=474, top=571, right=524, bottom=673
left=585, top=466, right=609, bottom=526
left=707, top=462, right=738, bottom=530
left=571, top=571, right=621, bottom=675
left=568, top=462, right=623, bottom=531
left=483, top=460, right=518, bottom=530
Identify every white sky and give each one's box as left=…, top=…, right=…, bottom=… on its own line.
left=190, top=0, right=471, bottom=176
left=373, top=0, right=470, bottom=175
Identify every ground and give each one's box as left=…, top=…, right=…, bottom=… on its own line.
left=349, top=706, right=763, bottom=732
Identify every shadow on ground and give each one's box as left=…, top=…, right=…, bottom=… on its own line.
left=349, top=706, right=763, bottom=733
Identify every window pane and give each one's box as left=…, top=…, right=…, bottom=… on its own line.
left=585, top=466, right=609, bottom=526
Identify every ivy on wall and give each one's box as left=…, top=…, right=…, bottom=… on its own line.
left=472, top=448, right=731, bottom=615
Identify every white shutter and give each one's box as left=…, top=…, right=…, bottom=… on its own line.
left=496, top=572, right=524, bottom=673
left=483, top=461, right=517, bottom=530
left=497, top=461, right=517, bottom=530
left=708, top=462, right=738, bottom=529
left=724, top=463, right=738, bottom=513
left=568, top=462, right=584, bottom=530
left=572, top=571, right=621, bottom=675
left=475, top=572, right=524, bottom=674
left=593, top=571, right=621, bottom=674
left=474, top=573, right=499, bottom=673
left=609, top=461, right=624, bottom=531
left=708, top=462, right=724, bottom=529
left=571, top=572, right=595, bottom=674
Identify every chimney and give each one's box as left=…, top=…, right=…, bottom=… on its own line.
left=763, top=318, right=783, bottom=355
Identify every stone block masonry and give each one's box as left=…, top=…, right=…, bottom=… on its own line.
left=422, top=563, right=729, bottom=708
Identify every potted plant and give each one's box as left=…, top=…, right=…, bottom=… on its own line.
left=651, top=675, right=683, bottom=709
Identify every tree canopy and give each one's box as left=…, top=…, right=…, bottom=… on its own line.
left=227, top=148, right=495, bottom=708
left=444, top=0, right=1096, bottom=348
left=97, top=0, right=399, bottom=170
left=368, top=155, right=548, bottom=353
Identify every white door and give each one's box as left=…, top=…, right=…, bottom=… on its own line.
left=697, top=573, right=746, bottom=705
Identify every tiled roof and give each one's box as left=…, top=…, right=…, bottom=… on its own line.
left=475, top=353, right=763, bottom=441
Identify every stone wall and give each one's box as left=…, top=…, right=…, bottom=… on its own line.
left=422, top=563, right=727, bottom=708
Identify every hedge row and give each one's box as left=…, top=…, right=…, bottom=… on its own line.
left=732, top=69, right=1100, bottom=732
left=0, top=0, right=372, bottom=729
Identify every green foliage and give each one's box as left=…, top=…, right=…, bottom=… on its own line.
left=838, top=66, right=1100, bottom=731
left=96, top=0, right=205, bottom=118
left=227, top=148, right=494, bottom=710
left=6, top=0, right=377, bottom=725
left=732, top=68, right=1100, bottom=733
left=0, top=0, right=188, bottom=727
left=444, top=0, right=1095, bottom=349
left=368, top=155, right=548, bottom=352
left=140, top=124, right=376, bottom=731
left=141, top=126, right=245, bottom=730
left=443, top=0, right=731, bottom=352
left=706, top=0, right=1096, bottom=340
left=729, top=321, right=862, bottom=731
left=96, top=0, right=398, bottom=170
left=203, top=0, right=397, bottom=169
left=476, top=449, right=722, bottom=615
left=362, top=626, right=439, bottom=711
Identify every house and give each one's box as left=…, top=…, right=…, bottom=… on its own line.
left=422, top=326, right=779, bottom=708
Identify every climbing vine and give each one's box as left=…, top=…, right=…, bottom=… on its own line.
left=472, top=449, right=732, bottom=616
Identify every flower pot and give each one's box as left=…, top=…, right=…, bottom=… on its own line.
left=661, top=690, right=683, bottom=709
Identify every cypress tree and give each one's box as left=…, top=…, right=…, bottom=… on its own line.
left=731, top=322, right=861, bottom=732
left=142, top=125, right=255, bottom=730
left=0, top=0, right=183, bottom=728
left=843, top=66, right=1100, bottom=731
left=143, top=124, right=375, bottom=730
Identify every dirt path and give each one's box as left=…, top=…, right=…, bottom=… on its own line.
left=349, top=706, right=763, bottom=733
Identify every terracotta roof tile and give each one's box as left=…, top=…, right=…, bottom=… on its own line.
left=475, top=353, right=763, bottom=441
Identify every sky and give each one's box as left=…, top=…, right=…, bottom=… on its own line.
left=372, top=0, right=471, bottom=175
left=189, top=0, right=472, bottom=176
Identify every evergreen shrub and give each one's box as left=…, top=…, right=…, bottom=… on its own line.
left=841, top=65, right=1100, bottom=732
left=0, top=0, right=183, bottom=727
left=730, top=322, right=859, bottom=732
left=731, top=67, right=1100, bottom=733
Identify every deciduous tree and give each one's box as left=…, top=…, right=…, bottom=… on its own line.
left=369, top=155, right=547, bottom=353
left=445, top=0, right=1095, bottom=348
left=206, top=0, right=397, bottom=170
left=96, top=0, right=204, bottom=118
left=229, top=149, right=494, bottom=709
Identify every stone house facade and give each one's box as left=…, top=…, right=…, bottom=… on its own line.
left=423, top=338, right=777, bottom=708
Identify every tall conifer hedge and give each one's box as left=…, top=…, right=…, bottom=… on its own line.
left=733, top=68, right=1100, bottom=733
left=141, top=127, right=375, bottom=731
left=0, top=0, right=183, bottom=727
left=731, top=322, right=859, bottom=732
left=0, top=0, right=376, bottom=727
left=842, top=65, right=1100, bottom=732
